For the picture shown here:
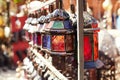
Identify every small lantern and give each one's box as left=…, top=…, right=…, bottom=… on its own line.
left=23, top=14, right=33, bottom=42
left=35, top=15, right=46, bottom=48
left=30, top=13, right=39, bottom=46
left=83, top=11, right=100, bottom=69
left=41, top=9, right=75, bottom=55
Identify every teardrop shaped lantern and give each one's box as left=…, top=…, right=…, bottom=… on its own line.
left=41, top=9, right=75, bottom=55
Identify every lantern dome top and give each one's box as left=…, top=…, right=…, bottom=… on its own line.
left=83, top=11, right=98, bottom=27
left=38, top=15, right=46, bottom=24
left=45, top=13, right=53, bottom=22
left=51, top=9, right=70, bottom=20
left=31, top=18, right=38, bottom=25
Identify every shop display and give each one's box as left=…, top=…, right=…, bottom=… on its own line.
left=16, top=0, right=101, bottom=80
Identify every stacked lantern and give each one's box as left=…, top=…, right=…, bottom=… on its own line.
left=35, top=12, right=46, bottom=48
left=23, top=11, right=44, bottom=48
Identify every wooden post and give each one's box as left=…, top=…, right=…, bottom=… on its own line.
left=77, top=0, right=84, bottom=80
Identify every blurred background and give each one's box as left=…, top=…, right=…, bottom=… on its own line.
left=0, top=0, right=120, bottom=80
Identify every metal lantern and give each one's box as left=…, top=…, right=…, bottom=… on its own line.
left=23, top=14, right=33, bottom=42
left=41, top=9, right=75, bottom=55
left=35, top=15, right=46, bottom=48
left=83, top=11, right=100, bottom=69
left=31, top=13, right=38, bottom=45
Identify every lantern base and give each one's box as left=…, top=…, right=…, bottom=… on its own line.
left=41, top=49, right=74, bottom=55
left=84, top=59, right=104, bottom=69
left=84, top=61, right=96, bottom=69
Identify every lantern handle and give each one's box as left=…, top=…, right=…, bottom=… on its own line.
left=56, top=0, right=59, bottom=9
left=70, top=0, right=75, bottom=14
left=59, top=0, right=63, bottom=9
left=49, top=4, right=54, bottom=13
left=56, top=0, right=63, bottom=9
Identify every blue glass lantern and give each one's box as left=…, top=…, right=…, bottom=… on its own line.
left=41, top=9, right=75, bottom=55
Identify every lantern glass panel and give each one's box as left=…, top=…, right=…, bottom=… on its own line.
left=51, top=35, right=65, bottom=51
left=84, top=35, right=93, bottom=61
left=93, top=33, right=98, bottom=61
left=29, top=33, right=33, bottom=41
left=36, top=33, right=41, bottom=46
left=46, top=21, right=54, bottom=29
left=25, top=31, right=29, bottom=39
left=52, top=21, right=64, bottom=29
left=42, top=35, right=51, bottom=50
left=63, top=20, right=72, bottom=29
left=66, top=35, right=74, bottom=51
left=33, top=33, right=37, bottom=44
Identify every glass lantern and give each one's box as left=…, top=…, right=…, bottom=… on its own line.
left=23, top=14, right=33, bottom=42
left=83, top=11, right=100, bottom=69
left=35, top=15, right=46, bottom=48
left=41, top=9, right=75, bottom=55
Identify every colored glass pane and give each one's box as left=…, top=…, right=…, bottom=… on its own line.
left=84, top=36, right=92, bottom=61
left=52, top=35, right=65, bottom=51
left=33, top=33, right=37, bottom=44
left=42, top=35, right=51, bottom=50
left=29, top=33, right=33, bottom=41
left=25, top=31, right=29, bottom=39
left=52, top=21, right=64, bottom=29
left=66, top=35, right=73, bottom=51
left=46, top=21, right=54, bottom=29
left=37, top=33, right=41, bottom=46
left=93, top=33, right=98, bottom=61
left=64, top=20, right=72, bottom=29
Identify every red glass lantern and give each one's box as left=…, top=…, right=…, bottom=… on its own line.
left=84, top=32, right=99, bottom=62
left=83, top=11, right=100, bottom=69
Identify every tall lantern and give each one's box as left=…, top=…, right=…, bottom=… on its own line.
left=28, top=13, right=37, bottom=45
left=83, top=11, right=101, bottom=69
left=23, top=13, right=33, bottom=42
left=35, top=15, right=46, bottom=48
left=41, top=9, right=75, bottom=55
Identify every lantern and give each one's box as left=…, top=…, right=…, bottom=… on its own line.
left=23, top=14, right=33, bottom=42
left=30, top=13, right=39, bottom=46
left=83, top=11, right=100, bottom=69
left=35, top=15, right=46, bottom=48
left=41, top=9, right=75, bottom=55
